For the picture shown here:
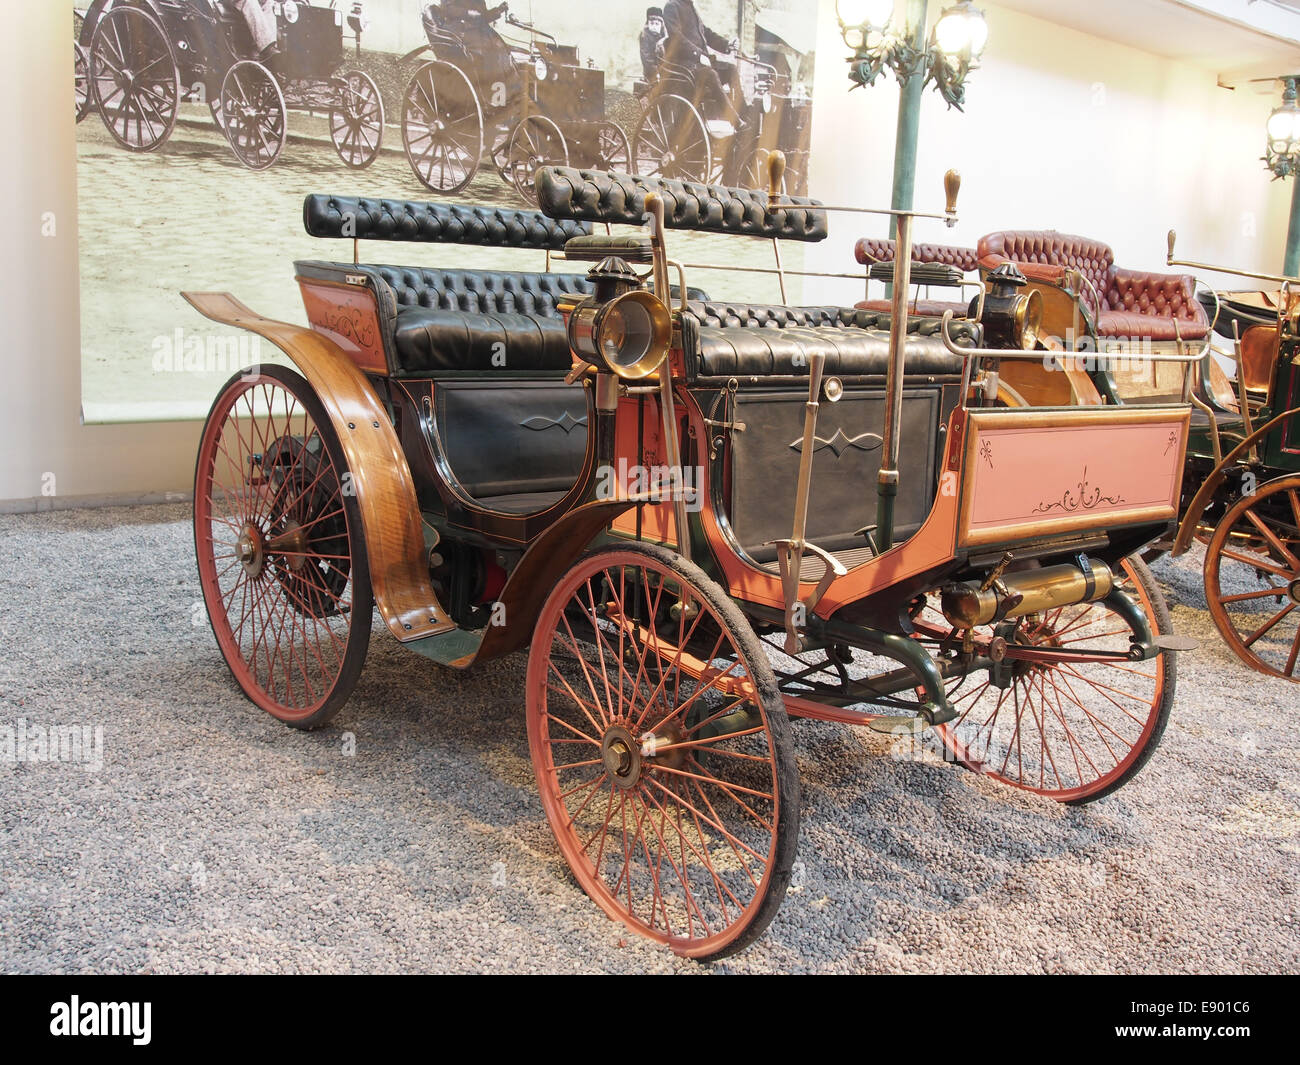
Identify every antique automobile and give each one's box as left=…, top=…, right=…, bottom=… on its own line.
left=184, top=158, right=1194, bottom=959
left=633, top=42, right=787, bottom=189
left=974, top=228, right=1300, bottom=681
left=78, top=0, right=384, bottom=170
left=400, top=1, right=630, bottom=199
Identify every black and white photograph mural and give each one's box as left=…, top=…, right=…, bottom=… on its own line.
left=72, top=0, right=818, bottom=420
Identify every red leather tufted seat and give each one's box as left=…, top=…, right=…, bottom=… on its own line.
left=852, top=237, right=978, bottom=316
left=977, top=230, right=1209, bottom=341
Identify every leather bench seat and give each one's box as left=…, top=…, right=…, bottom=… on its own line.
left=693, top=326, right=965, bottom=377
left=683, top=300, right=971, bottom=377
left=371, top=265, right=706, bottom=375
left=393, top=306, right=573, bottom=374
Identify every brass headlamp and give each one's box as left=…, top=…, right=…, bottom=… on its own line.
left=566, top=257, right=672, bottom=380
left=979, top=263, right=1043, bottom=350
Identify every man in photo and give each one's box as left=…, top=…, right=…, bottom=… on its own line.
left=662, top=0, right=744, bottom=128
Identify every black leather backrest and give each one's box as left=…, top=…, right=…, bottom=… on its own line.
left=375, top=266, right=594, bottom=316
left=302, top=195, right=591, bottom=249
left=535, top=167, right=829, bottom=242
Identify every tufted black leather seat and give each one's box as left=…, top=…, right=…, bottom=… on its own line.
left=536, top=167, right=829, bottom=242
left=379, top=267, right=594, bottom=373
left=303, top=194, right=590, bottom=249
left=680, top=301, right=973, bottom=377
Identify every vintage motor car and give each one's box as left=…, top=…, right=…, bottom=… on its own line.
left=183, top=158, right=1195, bottom=958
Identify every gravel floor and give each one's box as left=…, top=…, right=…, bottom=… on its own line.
left=0, top=503, right=1296, bottom=974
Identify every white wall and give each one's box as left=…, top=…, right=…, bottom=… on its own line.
left=1, top=6, right=199, bottom=510
left=7, top=1, right=1296, bottom=507
left=804, top=0, right=1297, bottom=305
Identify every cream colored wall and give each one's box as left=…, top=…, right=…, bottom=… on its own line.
left=1, top=7, right=199, bottom=510
left=13, top=1, right=1296, bottom=507
left=803, top=0, right=1296, bottom=305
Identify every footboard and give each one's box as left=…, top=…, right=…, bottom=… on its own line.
left=957, top=406, right=1190, bottom=547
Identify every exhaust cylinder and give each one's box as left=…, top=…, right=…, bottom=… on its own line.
left=940, top=560, right=1114, bottom=628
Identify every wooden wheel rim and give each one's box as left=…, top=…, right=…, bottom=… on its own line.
left=592, top=120, right=631, bottom=171
left=633, top=94, right=711, bottom=182
left=330, top=70, right=385, bottom=169
left=220, top=60, right=287, bottom=170
left=1204, top=473, right=1300, bottom=681
left=506, top=115, right=567, bottom=201
left=194, top=369, right=368, bottom=724
left=526, top=547, right=792, bottom=958
left=930, top=557, right=1170, bottom=803
left=401, top=60, right=483, bottom=194
left=89, top=5, right=180, bottom=152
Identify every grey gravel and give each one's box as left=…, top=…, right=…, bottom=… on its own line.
left=0, top=503, right=1296, bottom=974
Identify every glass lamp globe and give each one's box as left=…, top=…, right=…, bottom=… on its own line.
left=934, top=2, right=988, bottom=58
left=1267, top=104, right=1300, bottom=155
left=837, top=0, right=894, bottom=31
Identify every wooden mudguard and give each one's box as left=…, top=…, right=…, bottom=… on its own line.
left=182, top=292, right=456, bottom=644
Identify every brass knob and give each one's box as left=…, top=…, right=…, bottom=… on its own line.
left=1167, top=228, right=1177, bottom=265
left=944, top=169, right=961, bottom=216
left=767, top=149, right=786, bottom=204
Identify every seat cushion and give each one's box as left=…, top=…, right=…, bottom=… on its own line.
left=1189, top=407, right=1243, bottom=429
left=393, top=306, right=573, bottom=374
left=692, top=325, right=965, bottom=377
left=856, top=297, right=970, bottom=317
left=1096, top=309, right=1209, bottom=341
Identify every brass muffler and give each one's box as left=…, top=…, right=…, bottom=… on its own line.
left=940, top=559, right=1114, bottom=628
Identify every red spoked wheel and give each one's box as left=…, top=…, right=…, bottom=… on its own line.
left=526, top=542, right=798, bottom=960
left=920, top=556, right=1175, bottom=804
left=1204, top=473, right=1300, bottom=680
left=194, top=366, right=372, bottom=728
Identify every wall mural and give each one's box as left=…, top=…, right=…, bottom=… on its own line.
left=71, top=0, right=819, bottom=420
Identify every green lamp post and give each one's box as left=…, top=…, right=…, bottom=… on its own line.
left=836, top=0, right=987, bottom=237
left=1264, top=77, right=1300, bottom=276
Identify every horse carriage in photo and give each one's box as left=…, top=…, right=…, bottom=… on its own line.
left=76, top=0, right=384, bottom=170
left=400, top=1, right=630, bottom=199
left=969, top=228, right=1300, bottom=681
left=183, top=158, right=1195, bottom=958
left=632, top=43, right=792, bottom=190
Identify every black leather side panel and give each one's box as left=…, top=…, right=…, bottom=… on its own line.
left=728, top=388, right=940, bottom=559
left=435, top=381, right=589, bottom=499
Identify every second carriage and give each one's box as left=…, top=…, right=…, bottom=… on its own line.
left=400, top=1, right=631, bottom=199
left=77, top=0, right=385, bottom=171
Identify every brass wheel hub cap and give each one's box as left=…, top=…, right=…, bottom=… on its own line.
left=1289, top=579, right=1300, bottom=605
left=236, top=523, right=264, bottom=579
left=601, top=725, right=642, bottom=790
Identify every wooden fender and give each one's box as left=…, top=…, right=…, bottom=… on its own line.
left=183, top=292, right=455, bottom=643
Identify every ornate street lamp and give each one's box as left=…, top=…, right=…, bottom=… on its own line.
left=1259, top=76, right=1300, bottom=276
left=837, top=0, right=988, bottom=110
left=837, top=0, right=987, bottom=237
left=1264, top=77, right=1300, bottom=180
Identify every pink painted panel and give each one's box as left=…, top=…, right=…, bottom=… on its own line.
left=961, top=411, right=1187, bottom=546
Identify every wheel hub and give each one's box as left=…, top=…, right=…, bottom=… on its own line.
left=269, top=519, right=308, bottom=572
left=236, top=523, right=264, bottom=579
left=601, top=725, right=642, bottom=789
left=1289, top=578, right=1300, bottom=605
